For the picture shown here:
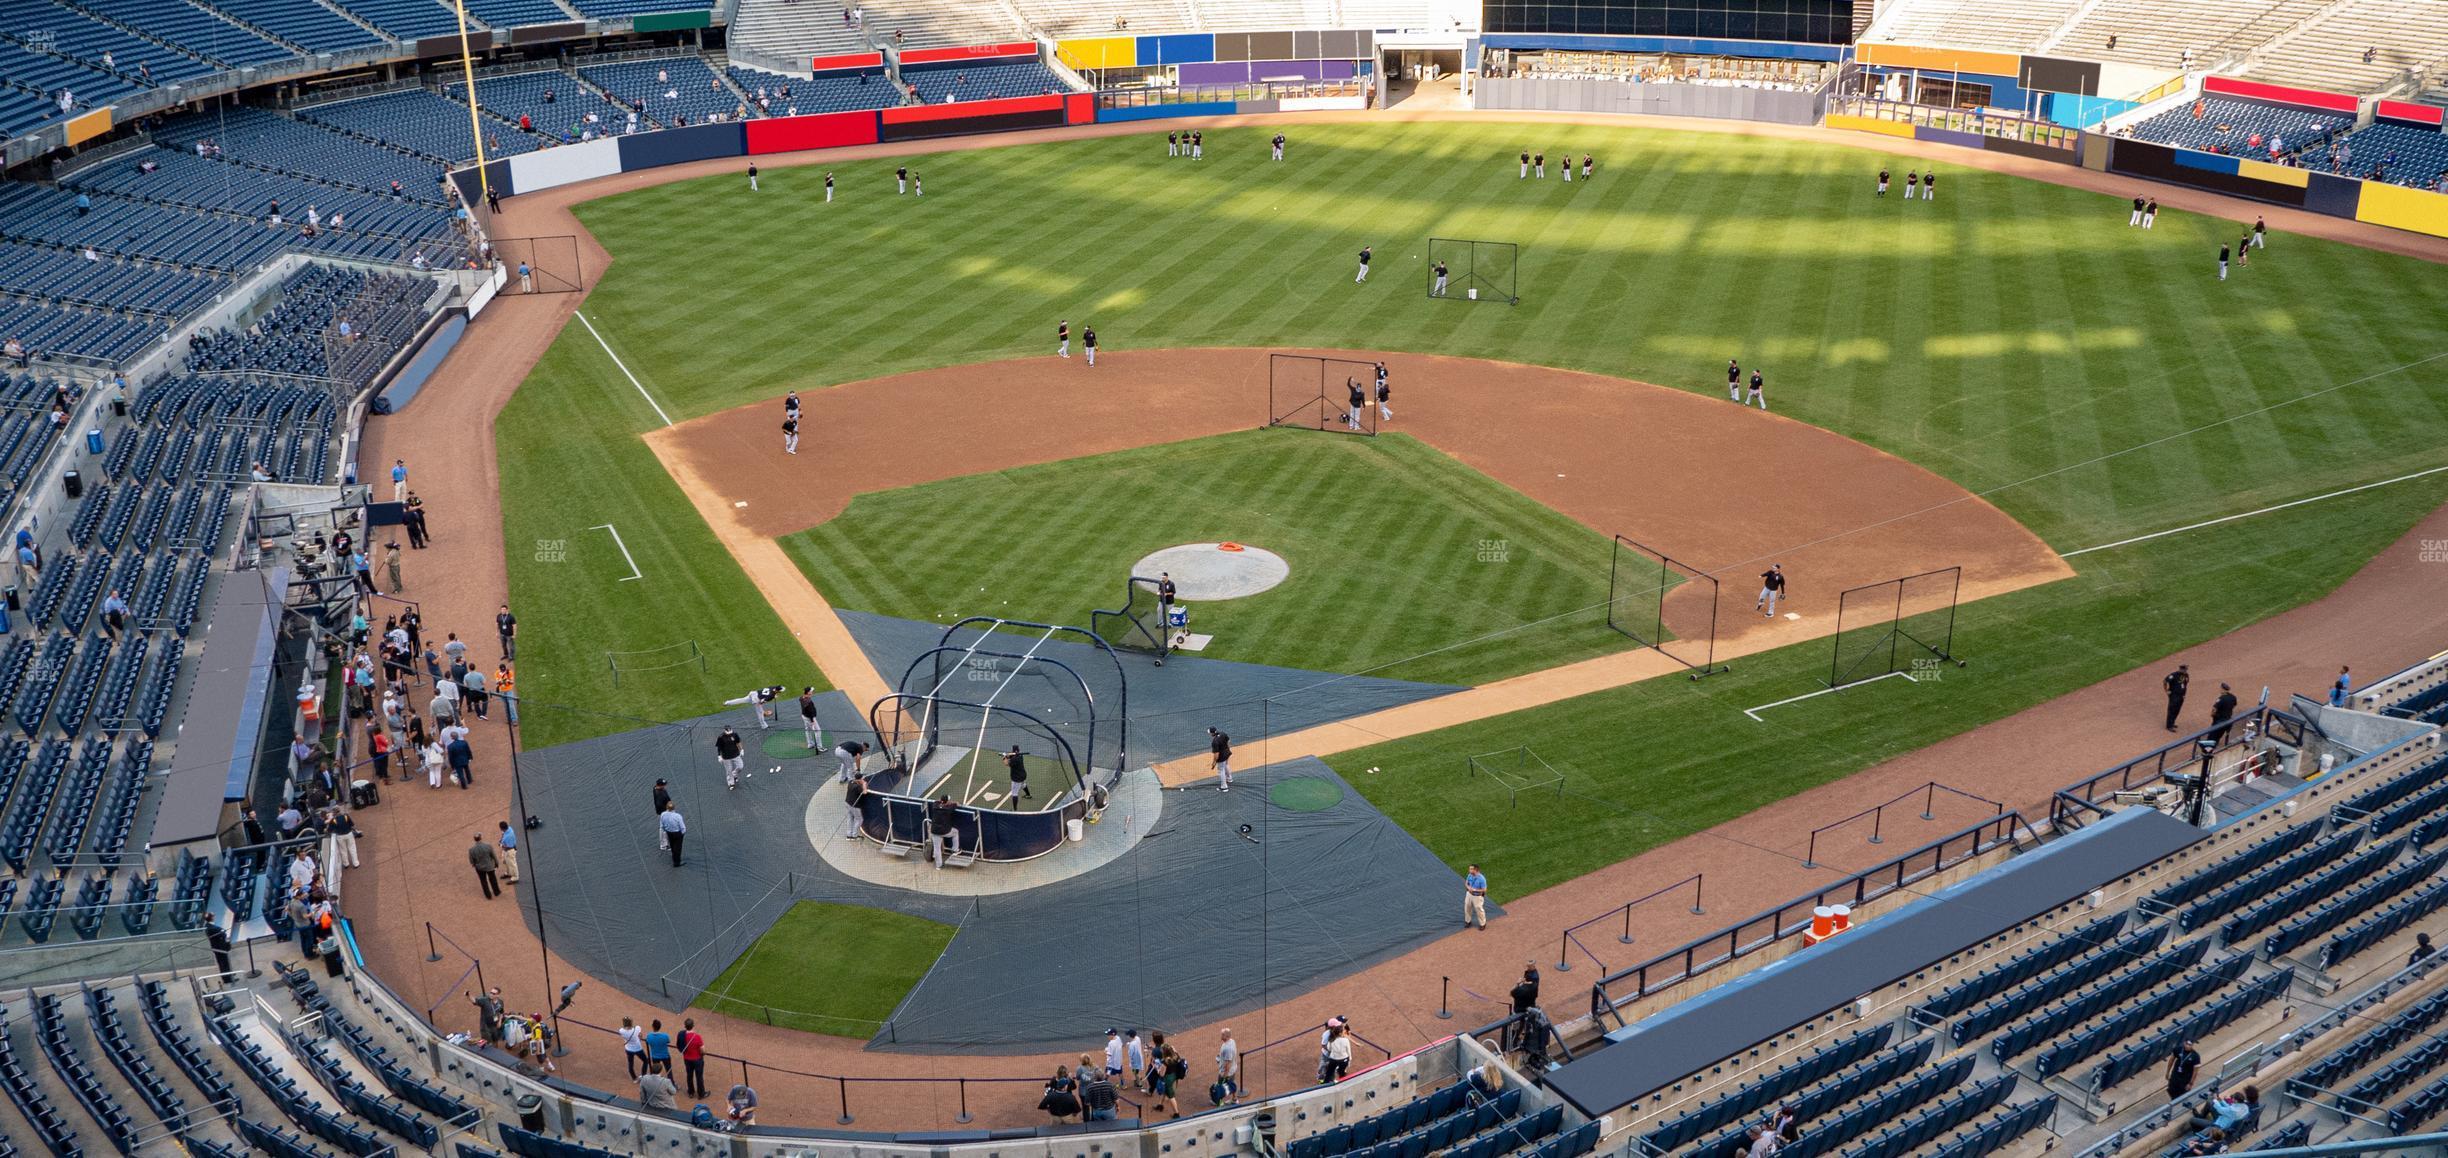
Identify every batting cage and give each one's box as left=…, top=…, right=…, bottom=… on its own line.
left=854, top=617, right=1130, bottom=862
left=491, top=234, right=585, bottom=294
left=1605, top=535, right=1726, bottom=678
left=1427, top=237, right=1519, bottom=305
left=1089, top=574, right=1173, bottom=664
left=1829, top=566, right=1965, bottom=690
left=1267, top=352, right=1381, bottom=436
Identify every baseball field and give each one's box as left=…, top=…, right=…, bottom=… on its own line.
left=496, top=116, right=2448, bottom=914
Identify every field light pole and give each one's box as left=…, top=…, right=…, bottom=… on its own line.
left=453, top=0, right=492, bottom=206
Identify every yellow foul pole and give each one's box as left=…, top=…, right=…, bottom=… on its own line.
left=455, top=0, right=492, bottom=206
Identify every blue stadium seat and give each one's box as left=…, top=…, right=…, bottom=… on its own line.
left=904, top=59, right=1074, bottom=103
left=730, top=65, right=905, bottom=114
left=578, top=55, right=746, bottom=127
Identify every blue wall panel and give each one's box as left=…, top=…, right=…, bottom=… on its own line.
left=2305, top=171, right=2363, bottom=219
left=1139, top=33, right=1214, bottom=65
left=1096, top=101, right=1237, bottom=122
left=2173, top=149, right=2243, bottom=175
left=615, top=122, right=745, bottom=171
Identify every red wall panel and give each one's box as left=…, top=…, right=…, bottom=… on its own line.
left=2376, top=99, right=2446, bottom=127
left=1065, top=92, right=1095, bottom=124
left=2202, top=75, right=2358, bottom=114
left=899, top=41, right=1036, bottom=65
left=744, top=111, right=880, bottom=154
left=809, top=51, right=885, bottom=71
left=881, top=93, right=1060, bottom=124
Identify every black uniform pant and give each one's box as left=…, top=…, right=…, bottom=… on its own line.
left=476, top=868, right=500, bottom=898
left=668, top=832, right=685, bottom=865
left=2165, top=694, right=2185, bottom=730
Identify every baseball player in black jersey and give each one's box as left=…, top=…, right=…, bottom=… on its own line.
left=2253, top=216, right=2267, bottom=248
left=1208, top=727, right=1233, bottom=791
left=1563, top=147, right=1574, bottom=182
left=1904, top=171, right=1917, bottom=199
left=747, top=162, right=759, bottom=192
left=2143, top=199, right=2157, bottom=228
left=1271, top=132, right=1286, bottom=160
left=1534, top=152, right=1545, bottom=178
left=1879, top=169, right=1891, bottom=196
left=1356, top=246, right=1372, bottom=283
left=1374, top=364, right=1391, bottom=422
left=1922, top=171, right=1936, bottom=200
left=2218, top=244, right=2230, bottom=280
left=1747, top=370, right=1764, bottom=410
left=1756, top=565, right=1787, bottom=617
left=2130, top=195, right=2145, bottom=226
left=1168, top=131, right=1179, bottom=157
left=824, top=172, right=834, bottom=202
left=725, top=685, right=786, bottom=727
left=1432, top=260, right=1448, bottom=296
left=1346, top=379, right=1366, bottom=430
left=1581, top=154, right=1593, bottom=178
left=1005, top=746, right=1031, bottom=803
left=782, top=415, right=799, bottom=455
left=1083, top=326, right=1098, bottom=366
left=896, top=165, right=908, bottom=194
left=1057, top=319, right=1069, bottom=358
left=1191, top=131, right=1203, bottom=160
left=2237, top=229, right=2251, bottom=266
left=784, top=390, right=800, bottom=421
left=912, top=171, right=922, bottom=197
left=1518, top=150, right=1529, bottom=178
left=1157, top=572, right=1177, bottom=617
left=1727, top=359, right=1742, bottom=401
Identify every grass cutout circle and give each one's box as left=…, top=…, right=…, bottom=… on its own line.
left=1269, top=777, right=1344, bottom=812
left=762, top=732, right=822, bottom=759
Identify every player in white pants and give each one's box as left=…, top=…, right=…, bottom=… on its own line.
left=724, top=685, right=784, bottom=727
left=1355, top=246, right=1371, bottom=283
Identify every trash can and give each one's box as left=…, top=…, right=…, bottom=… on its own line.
left=350, top=779, right=380, bottom=808
left=516, top=1094, right=546, bottom=1133
left=84, top=429, right=103, bottom=455
left=1066, top=818, right=1086, bottom=843
left=3, top=587, right=16, bottom=612
left=61, top=470, right=80, bottom=499
left=110, top=397, right=126, bottom=418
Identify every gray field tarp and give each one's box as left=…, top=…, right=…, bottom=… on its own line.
left=515, top=697, right=1482, bottom=1053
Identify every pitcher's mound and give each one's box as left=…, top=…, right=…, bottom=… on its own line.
left=1132, top=543, right=1290, bottom=599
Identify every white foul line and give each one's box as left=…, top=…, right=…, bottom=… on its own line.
left=2061, top=464, right=2448, bottom=558
left=1744, top=670, right=1917, bottom=722
left=591, top=523, right=643, bottom=581
left=573, top=310, right=674, bottom=428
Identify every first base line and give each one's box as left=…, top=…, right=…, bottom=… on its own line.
left=592, top=523, right=643, bottom=582
left=1744, top=670, right=1918, bottom=722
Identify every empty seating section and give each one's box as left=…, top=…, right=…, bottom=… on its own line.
left=1932, top=1096, right=2059, bottom=1158
left=70, top=149, right=462, bottom=265
left=2296, top=990, right=2448, bottom=1104
left=1287, top=1080, right=1583, bottom=1158
left=728, top=3, right=875, bottom=58
left=1868, top=0, right=2082, bottom=52
left=1841, top=1075, right=2019, bottom=1158
left=2315, top=122, right=2448, bottom=189
left=323, top=0, right=460, bottom=40
left=198, top=0, right=384, bottom=52
left=2241, top=0, right=2448, bottom=96
left=563, top=0, right=713, bottom=18
left=297, top=89, right=491, bottom=163
left=184, top=264, right=428, bottom=388
left=2177, top=825, right=2360, bottom=932
left=2263, top=848, right=2448, bottom=960
left=857, top=0, right=1017, bottom=47
left=0, top=0, right=216, bottom=83
left=155, top=107, right=446, bottom=202
left=2032, top=954, right=2249, bottom=1077
left=2127, top=96, right=2345, bottom=157
left=207, top=994, right=391, bottom=1156
left=905, top=58, right=1070, bottom=102
left=1195, top=0, right=1336, bottom=31
left=32, top=988, right=140, bottom=1150
left=451, top=69, right=603, bottom=143
left=2093, top=968, right=2295, bottom=1092
left=2324, top=880, right=2448, bottom=970
left=2220, top=838, right=2404, bottom=945
left=1965, top=927, right=2181, bottom=1048
left=0, top=240, right=227, bottom=319
left=276, top=964, right=480, bottom=1129
left=464, top=0, right=573, bottom=25
left=729, top=66, right=904, bottom=114
left=1008, top=0, right=1193, bottom=36
left=1690, top=1042, right=1937, bottom=1157
left=2146, top=820, right=2324, bottom=914
left=1638, top=1024, right=1894, bottom=1152
left=578, top=55, right=743, bottom=125
left=0, top=1000, right=81, bottom=1156
left=76, top=0, right=293, bottom=67
left=85, top=985, right=189, bottom=1132
left=0, top=298, right=157, bottom=364
left=2048, top=0, right=2326, bottom=73
left=0, top=183, right=287, bottom=274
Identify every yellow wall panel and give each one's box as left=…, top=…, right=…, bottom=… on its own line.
left=1827, top=113, right=1916, bottom=139
left=63, top=107, right=112, bottom=146
left=2357, top=182, right=2448, bottom=239
left=1057, top=37, right=1135, bottom=71
left=1855, top=43, right=2023, bottom=78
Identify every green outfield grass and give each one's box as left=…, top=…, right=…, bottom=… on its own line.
left=692, top=902, right=955, bottom=1036
left=1332, top=472, right=2448, bottom=904
left=501, top=119, right=2448, bottom=768
left=783, top=431, right=1633, bottom=685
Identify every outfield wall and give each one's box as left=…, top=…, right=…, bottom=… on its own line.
left=1824, top=108, right=2448, bottom=241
